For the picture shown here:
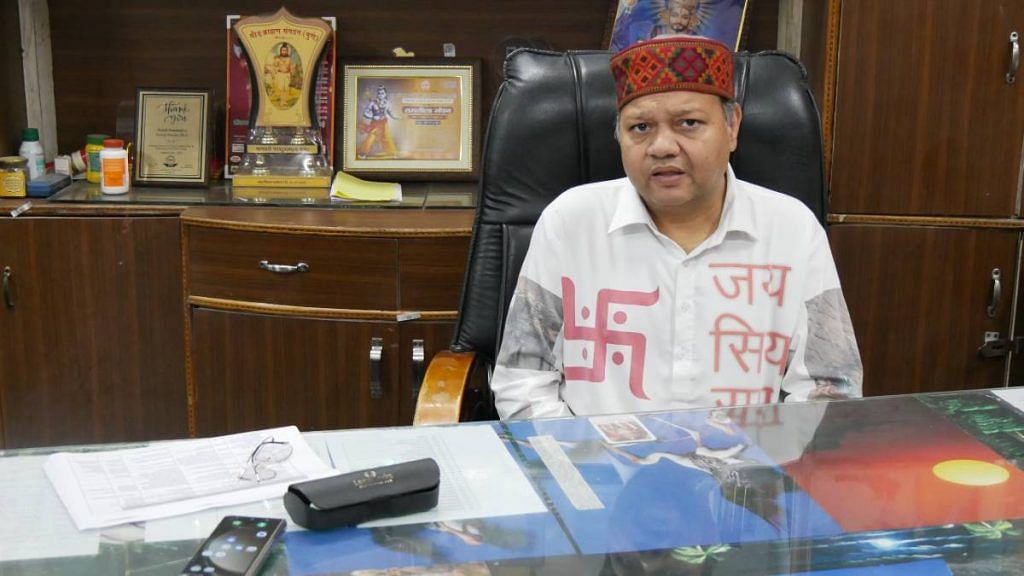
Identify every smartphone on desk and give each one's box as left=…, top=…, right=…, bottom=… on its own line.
left=180, top=515, right=286, bottom=576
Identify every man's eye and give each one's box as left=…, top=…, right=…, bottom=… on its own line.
left=679, top=119, right=702, bottom=129
left=629, top=122, right=649, bottom=133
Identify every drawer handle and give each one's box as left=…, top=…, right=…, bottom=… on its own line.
left=3, top=266, right=12, bottom=309
left=258, top=260, right=310, bottom=274
left=369, top=337, right=384, bottom=400
left=411, top=339, right=425, bottom=401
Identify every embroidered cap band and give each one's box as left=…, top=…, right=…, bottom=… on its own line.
left=610, top=36, right=734, bottom=109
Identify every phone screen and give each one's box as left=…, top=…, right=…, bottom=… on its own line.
left=180, top=515, right=286, bottom=576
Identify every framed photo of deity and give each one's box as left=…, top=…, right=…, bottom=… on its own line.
left=341, top=59, right=480, bottom=180
left=606, top=0, right=753, bottom=52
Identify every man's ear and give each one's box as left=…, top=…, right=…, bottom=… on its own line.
left=728, top=105, right=743, bottom=152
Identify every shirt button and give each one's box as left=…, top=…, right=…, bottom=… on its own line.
left=680, top=301, right=691, bottom=312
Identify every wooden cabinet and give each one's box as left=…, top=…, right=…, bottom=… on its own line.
left=0, top=216, right=187, bottom=448
left=824, top=0, right=1024, bottom=394
left=182, top=207, right=472, bottom=436
left=830, top=0, right=1024, bottom=217
left=831, top=225, right=1017, bottom=395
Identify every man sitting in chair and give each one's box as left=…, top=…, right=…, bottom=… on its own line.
left=491, top=36, right=863, bottom=420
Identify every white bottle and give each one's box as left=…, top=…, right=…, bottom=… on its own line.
left=99, top=138, right=130, bottom=195
left=19, top=128, right=45, bottom=181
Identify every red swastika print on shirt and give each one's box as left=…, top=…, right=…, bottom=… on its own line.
left=561, top=277, right=660, bottom=400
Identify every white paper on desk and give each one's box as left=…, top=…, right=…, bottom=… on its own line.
left=44, top=426, right=335, bottom=530
left=994, top=388, right=1024, bottom=413
left=325, top=424, right=546, bottom=528
left=144, top=432, right=338, bottom=543
left=0, top=455, right=100, bottom=560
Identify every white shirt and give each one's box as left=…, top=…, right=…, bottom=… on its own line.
left=492, top=166, right=863, bottom=420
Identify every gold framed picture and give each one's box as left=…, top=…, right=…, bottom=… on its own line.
left=341, top=60, right=480, bottom=180
left=607, top=0, right=753, bottom=52
left=134, top=88, right=211, bottom=187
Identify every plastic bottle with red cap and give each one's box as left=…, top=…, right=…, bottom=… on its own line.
left=99, top=138, right=130, bottom=195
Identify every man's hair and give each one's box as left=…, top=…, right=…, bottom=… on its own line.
left=613, top=99, right=740, bottom=142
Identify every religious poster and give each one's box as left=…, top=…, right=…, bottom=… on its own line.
left=608, top=0, right=751, bottom=52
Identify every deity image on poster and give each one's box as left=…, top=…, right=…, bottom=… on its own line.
left=264, top=42, right=303, bottom=110
left=609, top=0, right=750, bottom=52
left=353, top=76, right=463, bottom=161
left=356, top=84, right=399, bottom=159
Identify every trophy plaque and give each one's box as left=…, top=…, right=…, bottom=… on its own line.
left=233, top=7, right=333, bottom=187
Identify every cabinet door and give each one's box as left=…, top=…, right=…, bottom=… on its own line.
left=830, top=225, right=1017, bottom=395
left=191, top=308, right=401, bottom=436
left=830, top=0, right=1024, bottom=216
left=397, top=321, right=458, bottom=424
left=0, top=217, right=187, bottom=448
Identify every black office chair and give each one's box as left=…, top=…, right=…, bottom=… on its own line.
left=413, top=49, right=826, bottom=424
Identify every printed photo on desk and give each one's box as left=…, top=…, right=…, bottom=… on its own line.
left=502, top=410, right=844, bottom=556
left=341, top=60, right=480, bottom=180
left=607, top=0, right=752, bottom=51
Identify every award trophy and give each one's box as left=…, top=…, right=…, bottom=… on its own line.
left=232, top=7, right=333, bottom=187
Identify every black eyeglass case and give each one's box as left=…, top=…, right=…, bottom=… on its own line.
left=283, top=458, right=441, bottom=530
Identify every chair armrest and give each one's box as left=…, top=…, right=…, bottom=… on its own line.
left=413, top=350, right=478, bottom=426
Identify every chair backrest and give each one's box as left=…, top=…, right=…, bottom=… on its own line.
left=450, top=49, right=826, bottom=367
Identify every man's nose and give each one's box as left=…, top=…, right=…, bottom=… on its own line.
left=647, top=128, right=680, bottom=158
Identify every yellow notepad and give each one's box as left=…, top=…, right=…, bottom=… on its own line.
left=330, top=171, right=402, bottom=202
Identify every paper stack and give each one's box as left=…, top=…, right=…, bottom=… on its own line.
left=330, top=170, right=402, bottom=202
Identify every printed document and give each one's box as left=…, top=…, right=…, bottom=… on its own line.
left=325, top=424, right=546, bottom=527
left=44, top=426, right=334, bottom=530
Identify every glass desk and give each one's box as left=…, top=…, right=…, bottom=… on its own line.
left=4, top=389, right=1024, bottom=575
left=47, top=180, right=477, bottom=209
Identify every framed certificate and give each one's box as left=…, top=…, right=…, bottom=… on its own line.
left=134, top=88, right=211, bottom=187
left=342, top=60, right=480, bottom=180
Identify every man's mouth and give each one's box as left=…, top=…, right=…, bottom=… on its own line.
left=650, top=167, right=685, bottom=185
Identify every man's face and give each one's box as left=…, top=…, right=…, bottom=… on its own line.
left=669, top=0, right=699, bottom=33
left=618, top=90, right=740, bottom=216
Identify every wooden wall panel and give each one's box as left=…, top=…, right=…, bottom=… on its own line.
left=46, top=1, right=782, bottom=167
left=46, top=0, right=611, bottom=162
left=745, top=0, right=779, bottom=52
left=0, top=0, right=27, bottom=156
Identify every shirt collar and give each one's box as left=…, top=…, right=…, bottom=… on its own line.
left=607, top=165, right=759, bottom=242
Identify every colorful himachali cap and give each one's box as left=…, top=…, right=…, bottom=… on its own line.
left=610, top=35, right=735, bottom=109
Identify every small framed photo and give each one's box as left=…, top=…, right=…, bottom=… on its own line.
left=607, top=0, right=753, bottom=52
left=590, top=415, right=656, bottom=444
left=341, top=59, right=480, bottom=180
left=134, top=88, right=211, bottom=187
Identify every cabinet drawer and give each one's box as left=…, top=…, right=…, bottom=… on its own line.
left=187, top=226, right=398, bottom=310
left=398, top=237, right=470, bottom=310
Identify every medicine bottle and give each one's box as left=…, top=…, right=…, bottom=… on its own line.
left=19, top=128, right=45, bottom=181
left=0, top=156, right=28, bottom=197
left=99, top=138, right=130, bottom=195
left=85, top=133, right=108, bottom=184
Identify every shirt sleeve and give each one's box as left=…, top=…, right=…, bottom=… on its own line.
left=491, top=207, right=573, bottom=420
left=781, top=222, right=864, bottom=402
